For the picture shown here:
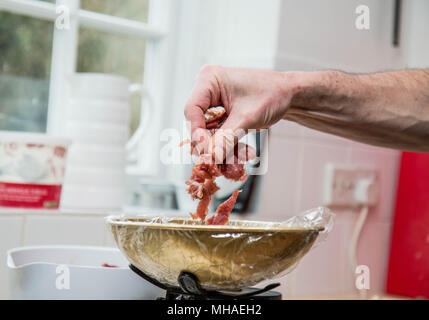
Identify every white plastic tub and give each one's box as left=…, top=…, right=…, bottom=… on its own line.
left=7, top=245, right=163, bottom=300
left=0, top=131, right=71, bottom=209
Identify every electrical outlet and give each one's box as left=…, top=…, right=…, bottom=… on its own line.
left=323, top=164, right=379, bottom=208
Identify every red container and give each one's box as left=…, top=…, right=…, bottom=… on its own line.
left=386, top=152, right=429, bottom=298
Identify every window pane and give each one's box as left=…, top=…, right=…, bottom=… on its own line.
left=0, top=12, right=53, bottom=132
left=77, top=28, right=146, bottom=135
left=81, top=0, right=149, bottom=23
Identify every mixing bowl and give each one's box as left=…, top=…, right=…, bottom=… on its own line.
left=107, top=216, right=324, bottom=290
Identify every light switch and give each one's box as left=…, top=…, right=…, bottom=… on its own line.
left=323, top=164, right=379, bottom=208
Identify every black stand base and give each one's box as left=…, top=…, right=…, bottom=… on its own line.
left=129, top=264, right=282, bottom=300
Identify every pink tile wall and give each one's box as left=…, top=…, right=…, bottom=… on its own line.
left=259, top=121, right=400, bottom=298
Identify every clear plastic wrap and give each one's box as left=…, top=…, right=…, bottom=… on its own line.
left=106, top=207, right=334, bottom=290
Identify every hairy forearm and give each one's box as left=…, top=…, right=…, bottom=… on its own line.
left=284, top=70, right=429, bottom=152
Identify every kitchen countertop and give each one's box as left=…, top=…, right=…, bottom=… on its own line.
left=0, top=206, right=259, bottom=218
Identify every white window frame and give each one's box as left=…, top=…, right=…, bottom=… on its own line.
left=0, top=0, right=175, bottom=176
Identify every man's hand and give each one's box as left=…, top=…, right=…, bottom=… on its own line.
left=184, top=65, right=298, bottom=160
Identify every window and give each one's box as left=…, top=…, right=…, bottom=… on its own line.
left=0, top=0, right=172, bottom=174
left=80, top=0, right=149, bottom=23
left=0, top=10, right=53, bottom=132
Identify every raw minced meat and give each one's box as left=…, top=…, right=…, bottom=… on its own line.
left=185, top=106, right=254, bottom=225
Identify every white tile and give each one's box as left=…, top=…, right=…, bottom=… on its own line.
left=358, top=222, right=393, bottom=294
left=23, top=216, right=105, bottom=246
left=298, top=142, right=349, bottom=212
left=259, top=137, right=303, bottom=220
left=104, top=223, right=117, bottom=247
left=302, top=126, right=351, bottom=147
left=338, top=219, right=357, bottom=293
left=348, top=140, right=399, bottom=155
left=292, top=220, right=345, bottom=296
left=340, top=219, right=393, bottom=295
left=329, top=208, right=356, bottom=225
left=271, top=120, right=303, bottom=139
left=0, top=216, right=24, bottom=299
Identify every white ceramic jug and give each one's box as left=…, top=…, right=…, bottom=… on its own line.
left=66, top=73, right=153, bottom=153
left=62, top=73, right=153, bottom=210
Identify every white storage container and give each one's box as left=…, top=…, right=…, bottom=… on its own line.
left=7, top=245, right=163, bottom=300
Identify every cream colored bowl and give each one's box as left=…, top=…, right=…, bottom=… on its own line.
left=107, top=216, right=323, bottom=290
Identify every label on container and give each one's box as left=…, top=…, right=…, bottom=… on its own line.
left=0, top=141, right=68, bottom=209
left=0, top=182, right=62, bottom=208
